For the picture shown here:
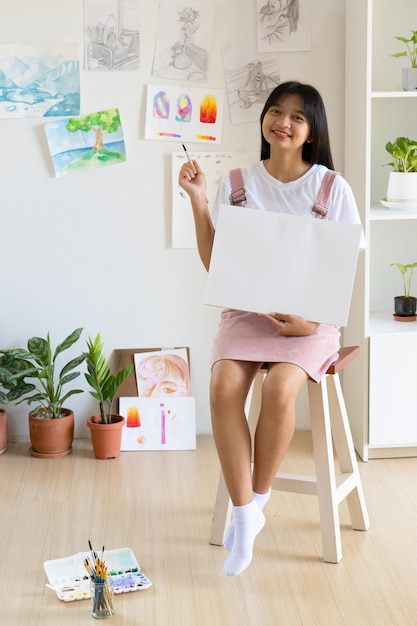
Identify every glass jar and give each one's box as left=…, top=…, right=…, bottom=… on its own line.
left=90, top=577, right=114, bottom=619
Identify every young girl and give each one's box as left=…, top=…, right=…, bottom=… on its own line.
left=178, top=81, right=364, bottom=576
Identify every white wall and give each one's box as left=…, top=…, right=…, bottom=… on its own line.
left=1, top=0, right=346, bottom=441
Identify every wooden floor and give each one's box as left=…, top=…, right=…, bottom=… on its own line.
left=1, top=433, right=417, bottom=626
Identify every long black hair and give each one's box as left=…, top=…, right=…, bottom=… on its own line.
left=260, top=81, right=334, bottom=170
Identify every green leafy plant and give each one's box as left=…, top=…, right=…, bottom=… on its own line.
left=0, top=354, right=36, bottom=406
left=0, top=328, right=86, bottom=418
left=390, top=262, right=417, bottom=297
left=85, top=333, right=133, bottom=424
left=391, top=31, right=417, bottom=68
left=385, top=137, right=417, bottom=172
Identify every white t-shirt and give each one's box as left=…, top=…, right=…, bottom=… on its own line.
left=211, top=161, right=366, bottom=249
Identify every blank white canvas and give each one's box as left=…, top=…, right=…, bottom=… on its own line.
left=205, top=204, right=362, bottom=327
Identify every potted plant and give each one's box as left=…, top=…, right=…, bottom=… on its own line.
left=391, top=30, right=417, bottom=90
left=0, top=355, right=34, bottom=454
left=390, top=262, right=417, bottom=321
left=383, top=137, right=417, bottom=203
left=0, top=328, right=86, bottom=457
left=85, top=333, right=133, bottom=459
left=0, top=354, right=37, bottom=455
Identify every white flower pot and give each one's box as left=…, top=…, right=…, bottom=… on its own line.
left=387, top=171, right=417, bottom=201
left=402, top=68, right=417, bottom=91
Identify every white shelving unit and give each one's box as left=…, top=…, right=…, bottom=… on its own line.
left=344, top=0, right=417, bottom=460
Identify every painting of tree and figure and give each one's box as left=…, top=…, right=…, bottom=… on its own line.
left=44, top=108, right=126, bottom=177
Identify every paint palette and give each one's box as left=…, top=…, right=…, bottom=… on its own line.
left=44, top=547, right=152, bottom=602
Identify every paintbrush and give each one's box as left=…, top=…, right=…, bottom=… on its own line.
left=181, top=143, right=208, bottom=204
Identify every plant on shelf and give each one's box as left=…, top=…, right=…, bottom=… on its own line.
left=391, top=30, right=417, bottom=90
left=0, top=328, right=86, bottom=457
left=391, top=30, right=417, bottom=68
left=85, top=333, right=133, bottom=459
left=385, top=137, right=417, bottom=173
left=390, top=262, right=417, bottom=320
left=384, top=137, right=417, bottom=203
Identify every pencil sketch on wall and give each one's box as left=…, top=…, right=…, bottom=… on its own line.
left=223, top=43, right=280, bottom=124
left=84, top=0, right=140, bottom=71
left=256, top=0, right=311, bottom=52
left=152, top=1, right=215, bottom=82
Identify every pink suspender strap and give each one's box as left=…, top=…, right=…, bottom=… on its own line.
left=229, top=168, right=247, bottom=206
left=230, top=167, right=339, bottom=218
left=312, top=170, right=340, bottom=219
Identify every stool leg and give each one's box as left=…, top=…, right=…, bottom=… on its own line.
left=308, top=377, right=343, bottom=563
left=327, top=375, right=370, bottom=531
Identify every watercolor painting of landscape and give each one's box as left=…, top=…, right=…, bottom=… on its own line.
left=0, top=43, right=80, bottom=119
left=44, top=108, right=126, bottom=177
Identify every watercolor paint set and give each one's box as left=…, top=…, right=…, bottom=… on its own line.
left=44, top=547, right=152, bottom=602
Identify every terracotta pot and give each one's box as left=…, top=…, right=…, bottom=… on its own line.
left=87, top=415, right=125, bottom=460
left=29, top=409, right=74, bottom=458
left=0, top=409, right=8, bottom=455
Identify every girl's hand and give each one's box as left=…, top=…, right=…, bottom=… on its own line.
left=259, top=312, right=319, bottom=337
left=178, top=159, right=207, bottom=203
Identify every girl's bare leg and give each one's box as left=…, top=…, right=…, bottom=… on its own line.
left=210, top=360, right=307, bottom=575
left=210, top=360, right=266, bottom=575
left=252, top=362, right=307, bottom=494
left=210, top=359, right=261, bottom=506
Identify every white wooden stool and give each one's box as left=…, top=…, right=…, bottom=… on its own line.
left=209, top=346, right=370, bottom=563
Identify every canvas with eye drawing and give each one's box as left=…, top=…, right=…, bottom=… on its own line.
left=120, top=348, right=196, bottom=451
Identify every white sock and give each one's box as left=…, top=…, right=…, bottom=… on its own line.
left=224, top=488, right=271, bottom=551
left=223, top=500, right=265, bottom=576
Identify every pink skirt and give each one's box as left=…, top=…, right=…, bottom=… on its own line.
left=210, top=309, right=340, bottom=382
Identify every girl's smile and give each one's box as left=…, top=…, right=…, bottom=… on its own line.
left=262, top=93, right=311, bottom=150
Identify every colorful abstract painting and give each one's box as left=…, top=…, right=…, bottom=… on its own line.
left=44, top=108, right=126, bottom=177
left=145, top=84, right=223, bottom=144
left=0, top=43, right=80, bottom=119
left=120, top=397, right=196, bottom=451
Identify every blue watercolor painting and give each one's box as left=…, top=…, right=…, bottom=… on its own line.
left=44, top=108, right=126, bottom=177
left=0, top=43, right=80, bottom=119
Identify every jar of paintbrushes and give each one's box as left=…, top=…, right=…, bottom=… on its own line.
left=85, top=541, right=114, bottom=619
